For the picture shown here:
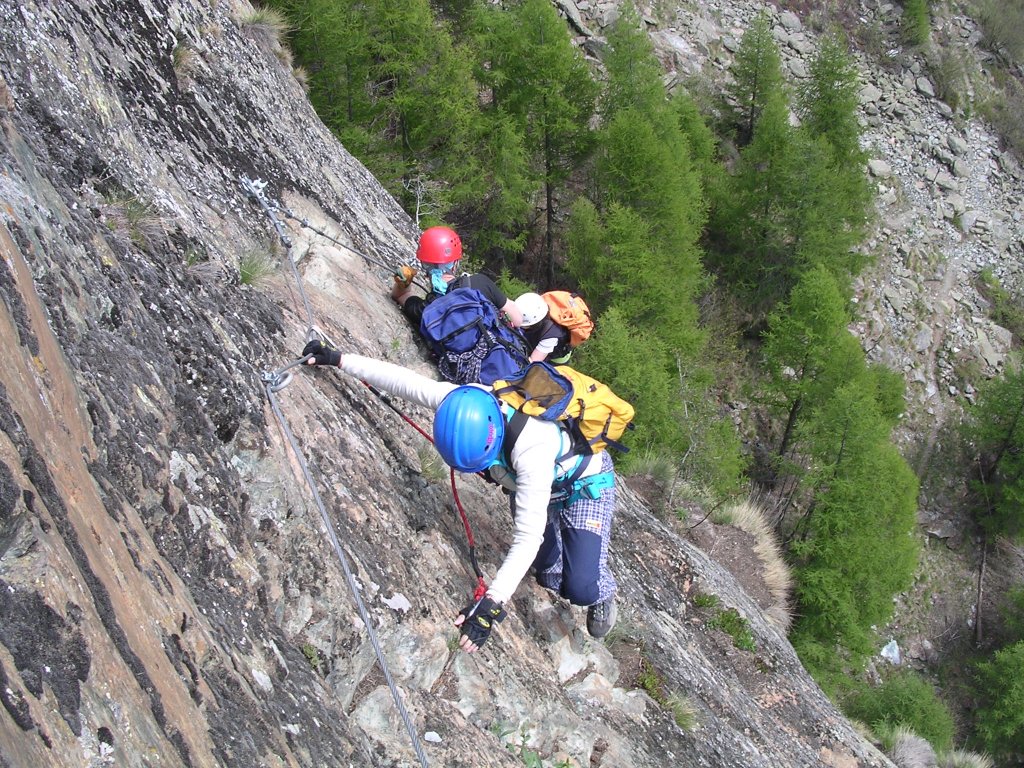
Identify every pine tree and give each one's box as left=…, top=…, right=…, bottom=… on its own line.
left=761, top=266, right=864, bottom=460
left=600, top=2, right=667, bottom=123
left=475, top=0, right=596, bottom=283
left=710, top=87, right=803, bottom=306
left=965, top=359, right=1024, bottom=539
left=973, top=641, right=1024, bottom=759
left=798, top=33, right=864, bottom=168
left=671, top=88, right=719, bottom=190
left=790, top=384, right=919, bottom=658
left=726, top=12, right=786, bottom=145
left=572, top=306, right=684, bottom=453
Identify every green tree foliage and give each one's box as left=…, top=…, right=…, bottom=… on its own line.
left=267, top=0, right=375, bottom=151
left=793, top=34, right=872, bottom=280
left=472, top=0, right=596, bottom=281
left=726, top=12, right=785, bottom=145
left=711, top=30, right=871, bottom=311
left=567, top=198, right=703, bottom=360
left=964, top=359, right=1024, bottom=539
left=457, top=110, right=533, bottom=261
left=709, top=86, right=802, bottom=305
left=600, top=2, right=668, bottom=123
left=790, top=384, right=919, bottom=659
left=367, top=0, right=486, bottom=209
left=571, top=305, right=684, bottom=454
left=761, top=267, right=865, bottom=459
left=798, top=33, right=865, bottom=167
left=270, top=0, right=492, bottom=221
left=842, top=671, right=955, bottom=752
left=972, top=641, right=1024, bottom=759
left=671, top=88, right=720, bottom=190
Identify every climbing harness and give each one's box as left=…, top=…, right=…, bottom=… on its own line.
left=245, top=177, right=431, bottom=767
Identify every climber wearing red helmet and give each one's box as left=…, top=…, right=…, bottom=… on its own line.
left=301, top=341, right=620, bottom=654
left=391, top=225, right=524, bottom=328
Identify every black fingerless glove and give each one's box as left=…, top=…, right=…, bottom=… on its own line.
left=459, top=596, right=506, bottom=649
left=301, top=339, right=342, bottom=367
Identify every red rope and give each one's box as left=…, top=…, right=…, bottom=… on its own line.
left=361, top=379, right=488, bottom=596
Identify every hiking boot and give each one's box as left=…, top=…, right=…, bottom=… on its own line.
left=586, top=597, right=617, bottom=639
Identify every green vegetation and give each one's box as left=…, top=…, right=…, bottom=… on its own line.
left=974, top=0, right=1024, bottom=158
left=270, top=0, right=1023, bottom=752
left=963, top=358, right=1024, bottom=539
left=976, top=268, right=1024, bottom=342
left=901, top=0, right=930, bottom=47
left=691, top=590, right=756, bottom=652
left=971, top=642, right=1024, bottom=760
left=238, top=249, right=277, bottom=286
left=843, top=670, right=955, bottom=753
left=489, top=722, right=549, bottom=767
left=635, top=656, right=697, bottom=730
left=692, top=592, right=719, bottom=609
left=301, top=642, right=324, bottom=673
left=707, top=607, right=756, bottom=652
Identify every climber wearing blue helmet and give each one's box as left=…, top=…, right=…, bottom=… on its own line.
left=432, top=386, right=505, bottom=473
left=302, top=341, right=619, bottom=654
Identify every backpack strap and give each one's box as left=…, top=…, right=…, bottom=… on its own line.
left=502, top=407, right=530, bottom=462
left=501, top=407, right=586, bottom=491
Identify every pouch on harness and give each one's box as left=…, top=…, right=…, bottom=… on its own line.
left=541, top=291, right=595, bottom=348
left=492, top=362, right=635, bottom=455
left=420, top=287, right=530, bottom=386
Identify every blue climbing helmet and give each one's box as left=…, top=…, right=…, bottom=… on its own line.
left=433, top=386, right=505, bottom=473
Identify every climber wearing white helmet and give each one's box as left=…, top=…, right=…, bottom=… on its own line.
left=515, top=292, right=572, bottom=364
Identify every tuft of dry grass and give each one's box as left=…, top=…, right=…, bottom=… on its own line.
left=937, top=749, right=994, bottom=768
left=238, top=249, right=277, bottom=286
left=102, top=195, right=165, bottom=251
left=239, top=7, right=292, bottom=47
left=719, top=499, right=793, bottom=632
left=173, top=43, right=200, bottom=82
left=293, top=65, right=310, bottom=93
left=887, top=725, right=937, bottom=768
left=666, top=691, right=699, bottom=732
left=417, top=445, right=446, bottom=483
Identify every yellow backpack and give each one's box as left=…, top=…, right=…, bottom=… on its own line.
left=492, top=362, right=634, bottom=454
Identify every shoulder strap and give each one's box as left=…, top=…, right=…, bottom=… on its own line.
left=502, top=408, right=530, bottom=464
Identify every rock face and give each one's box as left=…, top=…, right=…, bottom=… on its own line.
left=0, top=1, right=899, bottom=767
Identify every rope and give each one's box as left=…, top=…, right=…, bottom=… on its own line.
left=241, top=175, right=429, bottom=291
left=244, top=176, right=429, bottom=767
left=366, top=379, right=487, bottom=598
left=264, top=382, right=429, bottom=767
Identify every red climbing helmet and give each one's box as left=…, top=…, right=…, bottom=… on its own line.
left=417, top=226, right=463, bottom=265
left=433, top=386, right=504, bottom=473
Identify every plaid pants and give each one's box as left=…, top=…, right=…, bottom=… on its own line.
left=532, top=452, right=617, bottom=606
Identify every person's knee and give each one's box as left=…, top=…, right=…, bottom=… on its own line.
left=561, top=577, right=600, bottom=606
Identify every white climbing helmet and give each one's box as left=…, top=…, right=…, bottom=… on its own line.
left=515, top=292, right=548, bottom=327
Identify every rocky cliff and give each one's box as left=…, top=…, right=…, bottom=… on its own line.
left=0, top=1, right=938, bottom=767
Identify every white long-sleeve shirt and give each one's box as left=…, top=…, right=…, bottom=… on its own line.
left=339, top=354, right=598, bottom=604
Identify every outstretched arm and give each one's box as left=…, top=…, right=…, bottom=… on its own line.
left=302, top=342, right=455, bottom=410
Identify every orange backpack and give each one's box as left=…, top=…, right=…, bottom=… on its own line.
left=541, top=291, right=594, bottom=348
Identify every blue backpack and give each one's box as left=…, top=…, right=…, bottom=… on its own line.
left=419, top=287, right=530, bottom=385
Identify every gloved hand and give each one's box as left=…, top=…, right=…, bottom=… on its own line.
left=454, top=595, right=506, bottom=653
left=393, top=265, right=417, bottom=290
left=301, top=339, right=342, bottom=367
